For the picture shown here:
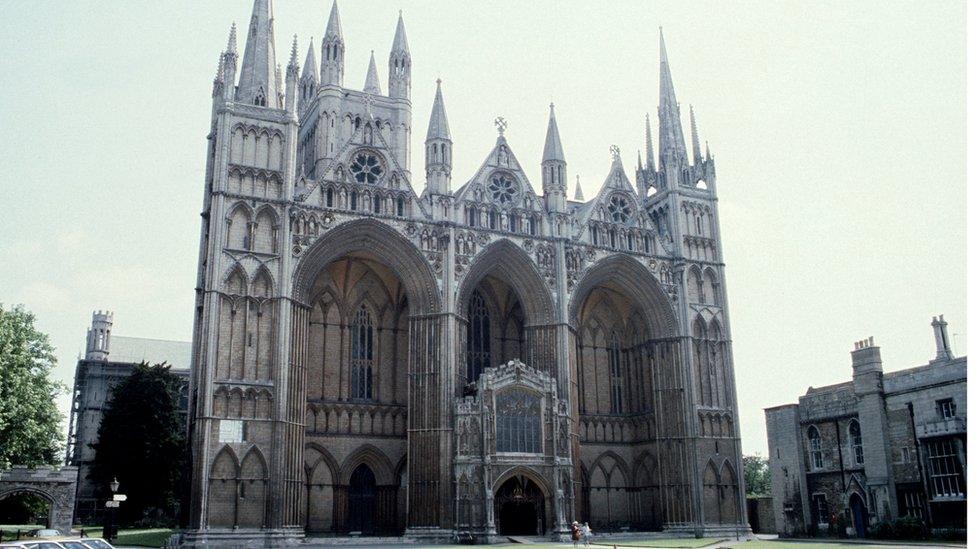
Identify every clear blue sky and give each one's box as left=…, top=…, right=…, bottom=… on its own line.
left=0, top=1, right=966, bottom=456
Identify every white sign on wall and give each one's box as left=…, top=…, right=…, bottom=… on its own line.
left=219, top=419, right=244, bottom=443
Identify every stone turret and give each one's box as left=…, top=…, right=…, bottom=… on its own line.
left=424, top=79, right=452, bottom=196
left=321, top=0, right=344, bottom=87
left=85, top=311, right=113, bottom=361
left=541, top=103, right=567, bottom=214
left=388, top=11, right=411, bottom=100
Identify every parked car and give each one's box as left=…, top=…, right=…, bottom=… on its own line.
left=78, top=540, right=114, bottom=549
left=19, top=542, right=65, bottom=549
left=0, top=543, right=29, bottom=549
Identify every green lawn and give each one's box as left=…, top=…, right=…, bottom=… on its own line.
left=593, top=539, right=722, bottom=548
left=731, top=542, right=927, bottom=549
left=75, top=527, right=175, bottom=547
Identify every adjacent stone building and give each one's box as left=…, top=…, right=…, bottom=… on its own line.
left=765, top=317, right=966, bottom=537
left=185, top=0, right=749, bottom=544
left=66, top=311, right=190, bottom=523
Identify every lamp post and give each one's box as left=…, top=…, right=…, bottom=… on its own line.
left=106, top=477, right=120, bottom=542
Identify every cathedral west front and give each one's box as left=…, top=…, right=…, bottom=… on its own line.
left=184, top=0, right=749, bottom=544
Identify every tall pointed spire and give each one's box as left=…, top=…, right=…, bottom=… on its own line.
left=542, top=103, right=566, bottom=162
left=389, top=11, right=411, bottom=100
left=321, top=0, right=344, bottom=86
left=302, top=38, right=318, bottom=81
left=644, top=113, right=656, bottom=172
left=425, top=79, right=452, bottom=196
left=364, top=51, right=381, bottom=95
left=657, top=27, right=688, bottom=169
left=574, top=175, right=585, bottom=201
left=690, top=105, right=702, bottom=164
left=237, top=0, right=280, bottom=108
left=426, top=79, right=451, bottom=141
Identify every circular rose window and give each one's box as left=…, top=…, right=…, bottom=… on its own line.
left=350, top=151, right=383, bottom=184
left=487, top=173, right=517, bottom=204
left=608, top=195, right=632, bottom=223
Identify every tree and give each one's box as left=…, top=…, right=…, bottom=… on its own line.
left=743, top=454, right=771, bottom=496
left=90, top=363, right=186, bottom=526
left=0, top=304, right=66, bottom=469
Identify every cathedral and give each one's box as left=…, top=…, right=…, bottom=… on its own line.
left=184, top=0, right=748, bottom=544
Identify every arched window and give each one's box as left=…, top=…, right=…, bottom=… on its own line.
left=608, top=332, right=624, bottom=414
left=466, top=290, right=491, bottom=382
left=529, top=217, right=537, bottom=236
left=808, top=426, right=823, bottom=469
left=350, top=191, right=358, bottom=211
left=373, top=194, right=381, bottom=213
left=396, top=196, right=405, bottom=216
left=849, top=420, right=864, bottom=465
left=351, top=305, right=373, bottom=400
left=508, top=215, right=518, bottom=233
left=468, top=207, right=478, bottom=228
left=589, top=225, right=599, bottom=245
left=326, top=187, right=334, bottom=207
left=495, top=388, right=541, bottom=453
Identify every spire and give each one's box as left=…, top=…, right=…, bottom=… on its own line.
left=574, top=175, right=584, bottom=201
left=237, top=0, right=280, bottom=108
left=302, top=38, right=318, bottom=81
left=288, top=35, right=299, bottom=71
left=542, top=103, right=566, bottom=162
left=227, top=22, right=238, bottom=55
left=388, top=11, right=411, bottom=99
left=364, top=51, right=381, bottom=95
left=637, top=150, right=643, bottom=171
left=658, top=27, right=688, bottom=168
left=690, top=105, right=702, bottom=164
left=644, top=113, right=656, bottom=172
left=321, top=0, right=344, bottom=86
left=426, top=79, right=451, bottom=141
left=705, top=141, right=711, bottom=161
left=392, top=11, right=410, bottom=56
left=325, top=0, right=342, bottom=41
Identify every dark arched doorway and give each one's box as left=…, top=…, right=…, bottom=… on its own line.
left=348, top=464, right=376, bottom=534
left=495, top=475, right=545, bottom=536
left=849, top=493, right=868, bottom=538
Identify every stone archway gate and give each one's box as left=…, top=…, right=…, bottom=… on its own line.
left=0, top=466, right=78, bottom=534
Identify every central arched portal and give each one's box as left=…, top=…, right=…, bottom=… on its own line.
left=347, top=465, right=377, bottom=534
left=495, top=475, right=545, bottom=536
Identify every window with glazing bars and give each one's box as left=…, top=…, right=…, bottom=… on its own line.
left=466, top=290, right=491, bottom=382
left=351, top=305, right=373, bottom=399
left=608, top=333, right=624, bottom=414
left=495, top=388, right=541, bottom=453
left=926, top=438, right=965, bottom=498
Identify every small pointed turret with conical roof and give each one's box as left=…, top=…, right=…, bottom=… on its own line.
left=574, top=175, right=585, bottom=201
left=690, top=105, right=702, bottom=165
left=299, top=38, right=318, bottom=112
left=216, top=23, right=239, bottom=101
left=389, top=11, right=411, bottom=100
left=425, top=79, right=452, bottom=196
left=542, top=103, right=567, bottom=213
left=237, top=0, right=280, bottom=108
left=321, top=0, right=344, bottom=87
left=657, top=27, right=688, bottom=177
left=364, top=51, right=381, bottom=95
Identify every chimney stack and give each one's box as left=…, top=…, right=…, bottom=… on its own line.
left=930, top=314, right=954, bottom=362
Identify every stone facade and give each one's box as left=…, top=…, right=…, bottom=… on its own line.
left=0, top=466, right=78, bottom=534
left=765, top=317, right=967, bottom=537
left=184, top=1, right=748, bottom=544
left=66, top=311, right=190, bottom=524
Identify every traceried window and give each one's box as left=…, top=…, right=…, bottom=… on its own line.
left=808, top=426, right=823, bottom=469
left=607, top=195, right=632, bottom=223
left=608, top=332, right=624, bottom=414
left=351, top=305, right=374, bottom=400
left=495, top=388, right=541, bottom=453
left=487, top=173, right=517, bottom=204
left=350, top=151, right=384, bottom=184
left=926, top=438, right=965, bottom=498
left=849, top=420, right=864, bottom=465
left=466, top=290, right=491, bottom=382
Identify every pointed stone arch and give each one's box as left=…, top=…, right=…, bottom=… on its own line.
left=491, top=465, right=553, bottom=498
left=569, top=253, right=676, bottom=336
left=338, top=444, right=396, bottom=486
left=456, top=239, right=555, bottom=326
left=293, top=218, right=440, bottom=315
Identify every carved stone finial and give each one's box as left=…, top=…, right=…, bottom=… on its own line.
left=610, top=144, right=621, bottom=161
left=494, top=116, right=507, bottom=135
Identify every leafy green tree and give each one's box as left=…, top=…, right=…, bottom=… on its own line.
left=743, top=453, right=771, bottom=496
left=0, top=304, right=66, bottom=469
left=90, top=363, right=186, bottom=526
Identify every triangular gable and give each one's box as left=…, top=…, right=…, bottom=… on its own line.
left=572, top=156, right=640, bottom=235
left=454, top=136, right=543, bottom=211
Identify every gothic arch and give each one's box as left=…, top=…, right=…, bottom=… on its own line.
left=491, top=465, right=552, bottom=498
left=251, top=264, right=275, bottom=297
left=588, top=450, right=632, bottom=487
left=293, top=218, right=440, bottom=314
left=568, top=253, right=676, bottom=337
left=304, top=442, right=341, bottom=482
left=338, top=445, right=396, bottom=485
left=456, top=239, right=555, bottom=326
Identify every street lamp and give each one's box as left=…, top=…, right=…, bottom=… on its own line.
left=106, top=478, right=120, bottom=542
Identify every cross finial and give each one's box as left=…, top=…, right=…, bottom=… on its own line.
left=494, top=116, right=507, bottom=135
left=610, top=144, right=620, bottom=161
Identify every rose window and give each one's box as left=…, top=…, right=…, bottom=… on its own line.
left=608, top=195, right=632, bottom=223
left=350, top=151, right=383, bottom=184
left=487, top=174, right=517, bottom=204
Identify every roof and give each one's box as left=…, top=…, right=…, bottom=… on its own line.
left=107, top=336, right=192, bottom=371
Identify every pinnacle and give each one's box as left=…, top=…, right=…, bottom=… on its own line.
left=227, top=22, right=238, bottom=54
left=364, top=50, right=381, bottom=95
left=302, top=38, right=318, bottom=79
left=426, top=78, right=451, bottom=141
left=325, top=0, right=343, bottom=40
left=289, top=34, right=299, bottom=67
left=392, top=11, right=410, bottom=55
left=542, top=103, right=565, bottom=163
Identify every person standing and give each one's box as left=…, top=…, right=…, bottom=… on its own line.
left=571, top=521, right=581, bottom=548
left=582, top=522, right=593, bottom=547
